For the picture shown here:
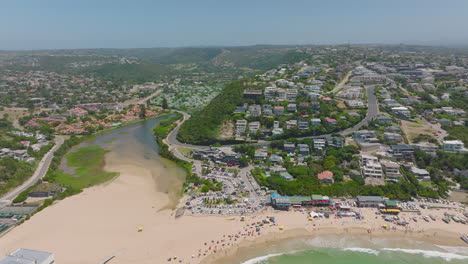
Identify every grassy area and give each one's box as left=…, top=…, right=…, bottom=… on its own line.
left=55, top=145, right=118, bottom=189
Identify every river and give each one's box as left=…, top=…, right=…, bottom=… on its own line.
left=60, top=116, right=187, bottom=209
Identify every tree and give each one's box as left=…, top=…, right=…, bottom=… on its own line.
left=139, top=104, right=147, bottom=119
left=162, top=97, right=169, bottom=109
left=239, top=155, right=249, bottom=168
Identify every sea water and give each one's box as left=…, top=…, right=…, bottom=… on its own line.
left=226, top=235, right=468, bottom=264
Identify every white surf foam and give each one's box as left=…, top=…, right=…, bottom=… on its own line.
left=382, top=248, right=468, bottom=261
left=240, top=253, right=285, bottom=264
left=343, top=247, right=379, bottom=255
left=435, top=245, right=468, bottom=255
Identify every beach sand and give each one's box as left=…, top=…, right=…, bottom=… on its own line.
left=0, top=151, right=466, bottom=264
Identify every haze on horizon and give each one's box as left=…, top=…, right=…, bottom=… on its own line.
left=2, top=0, right=468, bottom=50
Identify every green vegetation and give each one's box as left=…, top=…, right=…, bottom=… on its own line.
left=0, top=157, right=35, bottom=198
left=444, top=125, right=468, bottom=145
left=152, top=113, right=222, bottom=192
left=50, top=145, right=118, bottom=190
left=178, top=81, right=246, bottom=145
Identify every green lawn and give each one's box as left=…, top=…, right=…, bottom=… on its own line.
left=55, top=145, right=118, bottom=189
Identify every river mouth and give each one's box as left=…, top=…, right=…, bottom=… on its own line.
left=59, top=117, right=186, bottom=210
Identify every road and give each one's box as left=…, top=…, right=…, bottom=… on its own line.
left=331, top=70, right=352, bottom=94
left=339, top=85, right=379, bottom=135
left=123, top=89, right=162, bottom=106
left=166, top=86, right=379, bottom=149
left=1, top=136, right=65, bottom=202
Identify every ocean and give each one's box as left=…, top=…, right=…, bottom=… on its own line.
left=221, top=235, right=468, bottom=264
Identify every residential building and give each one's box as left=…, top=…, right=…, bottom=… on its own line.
left=284, top=143, right=296, bottom=153
left=273, top=106, right=284, bottom=115
left=390, top=144, right=415, bottom=160
left=310, top=118, right=321, bottom=126
left=262, top=104, right=273, bottom=115
left=442, top=140, right=467, bottom=152
left=375, top=114, right=393, bottom=124
left=235, top=120, right=247, bottom=135
left=317, top=170, right=334, bottom=184
left=325, top=117, right=337, bottom=125
left=411, top=142, right=438, bottom=156
left=362, top=159, right=383, bottom=178
left=247, top=104, right=262, bottom=117
left=313, top=138, right=326, bottom=151
left=380, top=160, right=401, bottom=180
left=243, top=89, right=262, bottom=99
left=391, top=106, right=411, bottom=118
left=353, top=130, right=376, bottom=141
left=264, top=87, right=277, bottom=101
left=287, top=103, right=297, bottom=112
left=383, top=132, right=402, bottom=143
left=285, top=120, right=297, bottom=129
left=248, top=121, right=261, bottom=134
left=297, top=144, right=310, bottom=156
left=410, top=167, right=431, bottom=182
left=298, top=120, right=309, bottom=130
left=325, top=136, right=344, bottom=148
left=286, top=89, right=298, bottom=102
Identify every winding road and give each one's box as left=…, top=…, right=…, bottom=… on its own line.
left=165, top=86, right=380, bottom=149
left=1, top=136, right=65, bottom=202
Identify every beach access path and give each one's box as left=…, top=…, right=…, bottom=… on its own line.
left=1, top=135, right=65, bottom=202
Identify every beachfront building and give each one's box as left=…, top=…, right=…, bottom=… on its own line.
left=270, top=193, right=331, bottom=210
left=0, top=248, right=55, bottom=264
left=356, top=196, right=388, bottom=208
left=380, top=160, right=401, bottom=181
left=317, top=170, right=334, bottom=184
left=410, top=167, right=431, bottom=182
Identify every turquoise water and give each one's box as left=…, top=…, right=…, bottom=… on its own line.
left=220, top=235, right=468, bottom=264
left=245, top=247, right=468, bottom=264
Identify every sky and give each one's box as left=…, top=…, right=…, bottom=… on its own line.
left=1, top=0, right=468, bottom=50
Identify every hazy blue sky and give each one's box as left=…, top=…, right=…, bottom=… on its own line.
left=2, top=0, right=468, bottom=50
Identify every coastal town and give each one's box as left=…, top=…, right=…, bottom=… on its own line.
left=0, top=44, right=467, bottom=264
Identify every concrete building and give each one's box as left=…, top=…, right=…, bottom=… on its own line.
left=411, top=167, right=431, bottom=182
left=390, top=144, right=415, bottom=160
left=380, top=160, right=401, bottom=180
left=273, top=106, right=285, bottom=115
left=235, top=120, right=247, bottom=135
left=356, top=196, right=388, bottom=207
left=285, top=120, right=297, bottom=129
left=0, top=248, right=54, bottom=264
left=248, top=121, right=261, bottom=134
left=313, top=138, right=326, bottom=151
left=383, top=132, right=402, bottom=143
left=310, top=118, right=321, bottom=126
left=297, top=144, right=310, bottom=156
left=362, top=159, right=383, bottom=178
left=442, top=140, right=467, bottom=152
left=264, top=87, right=277, bottom=101
left=298, top=120, right=309, bottom=130
left=391, top=106, right=411, bottom=118
left=284, top=143, right=296, bottom=153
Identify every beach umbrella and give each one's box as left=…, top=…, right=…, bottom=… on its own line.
left=138, top=226, right=143, bottom=232
left=279, top=225, right=285, bottom=230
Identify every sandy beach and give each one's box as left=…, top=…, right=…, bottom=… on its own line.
left=0, top=135, right=466, bottom=263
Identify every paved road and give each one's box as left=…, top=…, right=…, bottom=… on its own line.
left=123, top=89, right=162, bottom=106
left=1, top=136, right=65, bottom=202
left=165, top=86, right=379, bottom=149
left=331, top=70, right=352, bottom=94
left=339, top=85, right=379, bottom=135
